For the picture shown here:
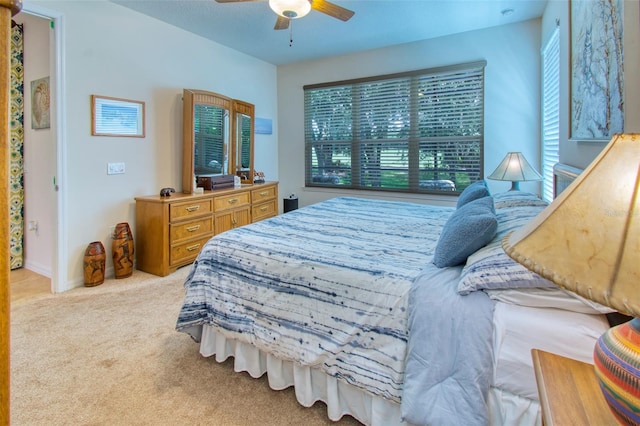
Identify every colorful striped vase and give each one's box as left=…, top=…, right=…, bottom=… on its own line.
left=593, top=317, right=640, bottom=426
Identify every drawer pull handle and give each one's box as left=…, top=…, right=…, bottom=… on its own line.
left=186, top=225, right=201, bottom=232
left=260, top=206, right=268, bottom=212
left=186, top=205, right=200, bottom=212
left=186, top=244, right=201, bottom=252
left=259, top=191, right=269, bottom=196
left=227, top=198, right=238, bottom=204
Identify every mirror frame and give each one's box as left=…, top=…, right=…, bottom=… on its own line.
left=182, top=89, right=233, bottom=194
left=182, top=89, right=256, bottom=193
left=231, top=100, right=255, bottom=185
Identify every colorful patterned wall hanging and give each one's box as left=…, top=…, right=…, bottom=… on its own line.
left=10, top=21, right=24, bottom=270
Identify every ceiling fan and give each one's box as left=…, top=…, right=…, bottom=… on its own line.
left=214, top=0, right=355, bottom=30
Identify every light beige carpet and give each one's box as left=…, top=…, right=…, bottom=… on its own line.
left=10, top=267, right=362, bottom=425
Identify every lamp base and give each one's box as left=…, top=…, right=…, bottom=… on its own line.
left=509, top=181, right=520, bottom=191
left=593, top=317, right=640, bottom=426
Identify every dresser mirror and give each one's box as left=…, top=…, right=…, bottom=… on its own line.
left=232, top=100, right=255, bottom=184
left=193, top=103, right=229, bottom=175
left=182, top=89, right=233, bottom=193
left=183, top=90, right=255, bottom=192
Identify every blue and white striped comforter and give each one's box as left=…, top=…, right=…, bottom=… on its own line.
left=176, top=197, right=453, bottom=403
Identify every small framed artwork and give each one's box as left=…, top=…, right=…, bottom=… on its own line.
left=91, top=95, right=145, bottom=137
left=569, top=0, right=624, bottom=142
left=31, top=76, right=50, bottom=129
left=255, top=117, right=273, bottom=135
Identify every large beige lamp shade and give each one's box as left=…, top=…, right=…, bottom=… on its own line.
left=503, top=134, right=640, bottom=425
left=503, top=134, right=639, bottom=315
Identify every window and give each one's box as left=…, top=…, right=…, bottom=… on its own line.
left=541, top=27, right=560, bottom=202
left=304, top=61, right=486, bottom=194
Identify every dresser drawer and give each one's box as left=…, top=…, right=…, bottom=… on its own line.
left=170, top=235, right=211, bottom=266
left=136, top=183, right=278, bottom=277
left=170, top=199, right=212, bottom=222
left=252, top=200, right=277, bottom=222
left=213, top=192, right=251, bottom=212
left=170, top=217, right=213, bottom=243
left=251, top=185, right=276, bottom=203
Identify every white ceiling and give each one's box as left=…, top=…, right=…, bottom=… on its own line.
left=110, top=0, right=548, bottom=65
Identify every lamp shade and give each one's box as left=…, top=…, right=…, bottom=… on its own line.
left=268, top=0, right=311, bottom=19
left=488, top=152, right=542, bottom=190
left=502, top=134, right=640, bottom=426
left=502, top=135, right=639, bottom=317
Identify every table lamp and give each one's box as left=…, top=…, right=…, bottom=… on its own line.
left=502, top=134, right=640, bottom=425
left=488, top=152, right=542, bottom=191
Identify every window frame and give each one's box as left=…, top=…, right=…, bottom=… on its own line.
left=303, top=61, right=486, bottom=195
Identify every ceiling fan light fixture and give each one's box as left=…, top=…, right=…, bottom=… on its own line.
left=269, top=0, right=311, bottom=19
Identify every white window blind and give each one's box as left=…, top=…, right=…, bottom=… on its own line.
left=304, top=61, right=486, bottom=194
left=193, top=104, right=228, bottom=175
left=542, top=27, right=560, bottom=202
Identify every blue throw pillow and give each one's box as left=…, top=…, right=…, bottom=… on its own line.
left=456, top=180, right=490, bottom=209
left=433, top=196, right=497, bottom=268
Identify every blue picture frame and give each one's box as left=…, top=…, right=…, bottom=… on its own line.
left=255, top=117, right=272, bottom=135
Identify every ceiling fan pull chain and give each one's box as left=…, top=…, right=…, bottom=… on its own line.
left=289, top=20, right=293, bottom=47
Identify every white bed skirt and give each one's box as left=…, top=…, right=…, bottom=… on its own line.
left=199, top=324, right=541, bottom=426
left=199, top=324, right=404, bottom=425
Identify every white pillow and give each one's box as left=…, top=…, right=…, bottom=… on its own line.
left=485, top=287, right=615, bottom=314
left=492, top=191, right=548, bottom=209
left=457, top=199, right=552, bottom=295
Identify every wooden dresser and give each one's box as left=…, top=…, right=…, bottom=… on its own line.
left=135, top=182, right=278, bottom=276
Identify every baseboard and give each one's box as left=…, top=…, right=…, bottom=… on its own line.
left=22, top=260, right=52, bottom=278
left=65, top=265, right=119, bottom=293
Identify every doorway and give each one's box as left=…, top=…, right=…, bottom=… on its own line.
left=11, top=3, right=66, bottom=294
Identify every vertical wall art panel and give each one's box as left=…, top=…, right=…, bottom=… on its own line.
left=570, top=0, right=624, bottom=141
left=30, top=76, right=50, bottom=129
left=10, top=21, right=24, bottom=269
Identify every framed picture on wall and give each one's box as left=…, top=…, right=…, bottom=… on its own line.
left=91, top=95, right=146, bottom=137
left=31, top=76, right=50, bottom=130
left=569, top=0, right=624, bottom=142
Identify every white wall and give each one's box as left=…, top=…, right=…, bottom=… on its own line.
left=27, top=0, right=279, bottom=291
left=12, top=13, right=55, bottom=277
left=23, top=0, right=637, bottom=291
left=542, top=0, right=640, bottom=169
left=276, top=19, right=542, bottom=208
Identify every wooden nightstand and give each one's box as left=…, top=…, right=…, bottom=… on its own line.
left=531, top=349, right=617, bottom=425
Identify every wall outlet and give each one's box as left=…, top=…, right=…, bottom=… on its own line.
left=107, top=162, right=125, bottom=175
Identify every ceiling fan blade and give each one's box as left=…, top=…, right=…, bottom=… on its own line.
left=274, top=15, right=290, bottom=30
left=310, top=0, right=355, bottom=22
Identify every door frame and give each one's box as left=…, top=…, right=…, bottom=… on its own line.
left=21, top=2, right=66, bottom=293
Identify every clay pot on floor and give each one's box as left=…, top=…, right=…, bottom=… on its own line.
left=83, top=241, right=106, bottom=286
left=112, top=222, right=134, bottom=279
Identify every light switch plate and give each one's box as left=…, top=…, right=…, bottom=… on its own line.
left=107, top=162, right=125, bottom=175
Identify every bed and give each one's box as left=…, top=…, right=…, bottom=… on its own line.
left=176, top=168, right=612, bottom=425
